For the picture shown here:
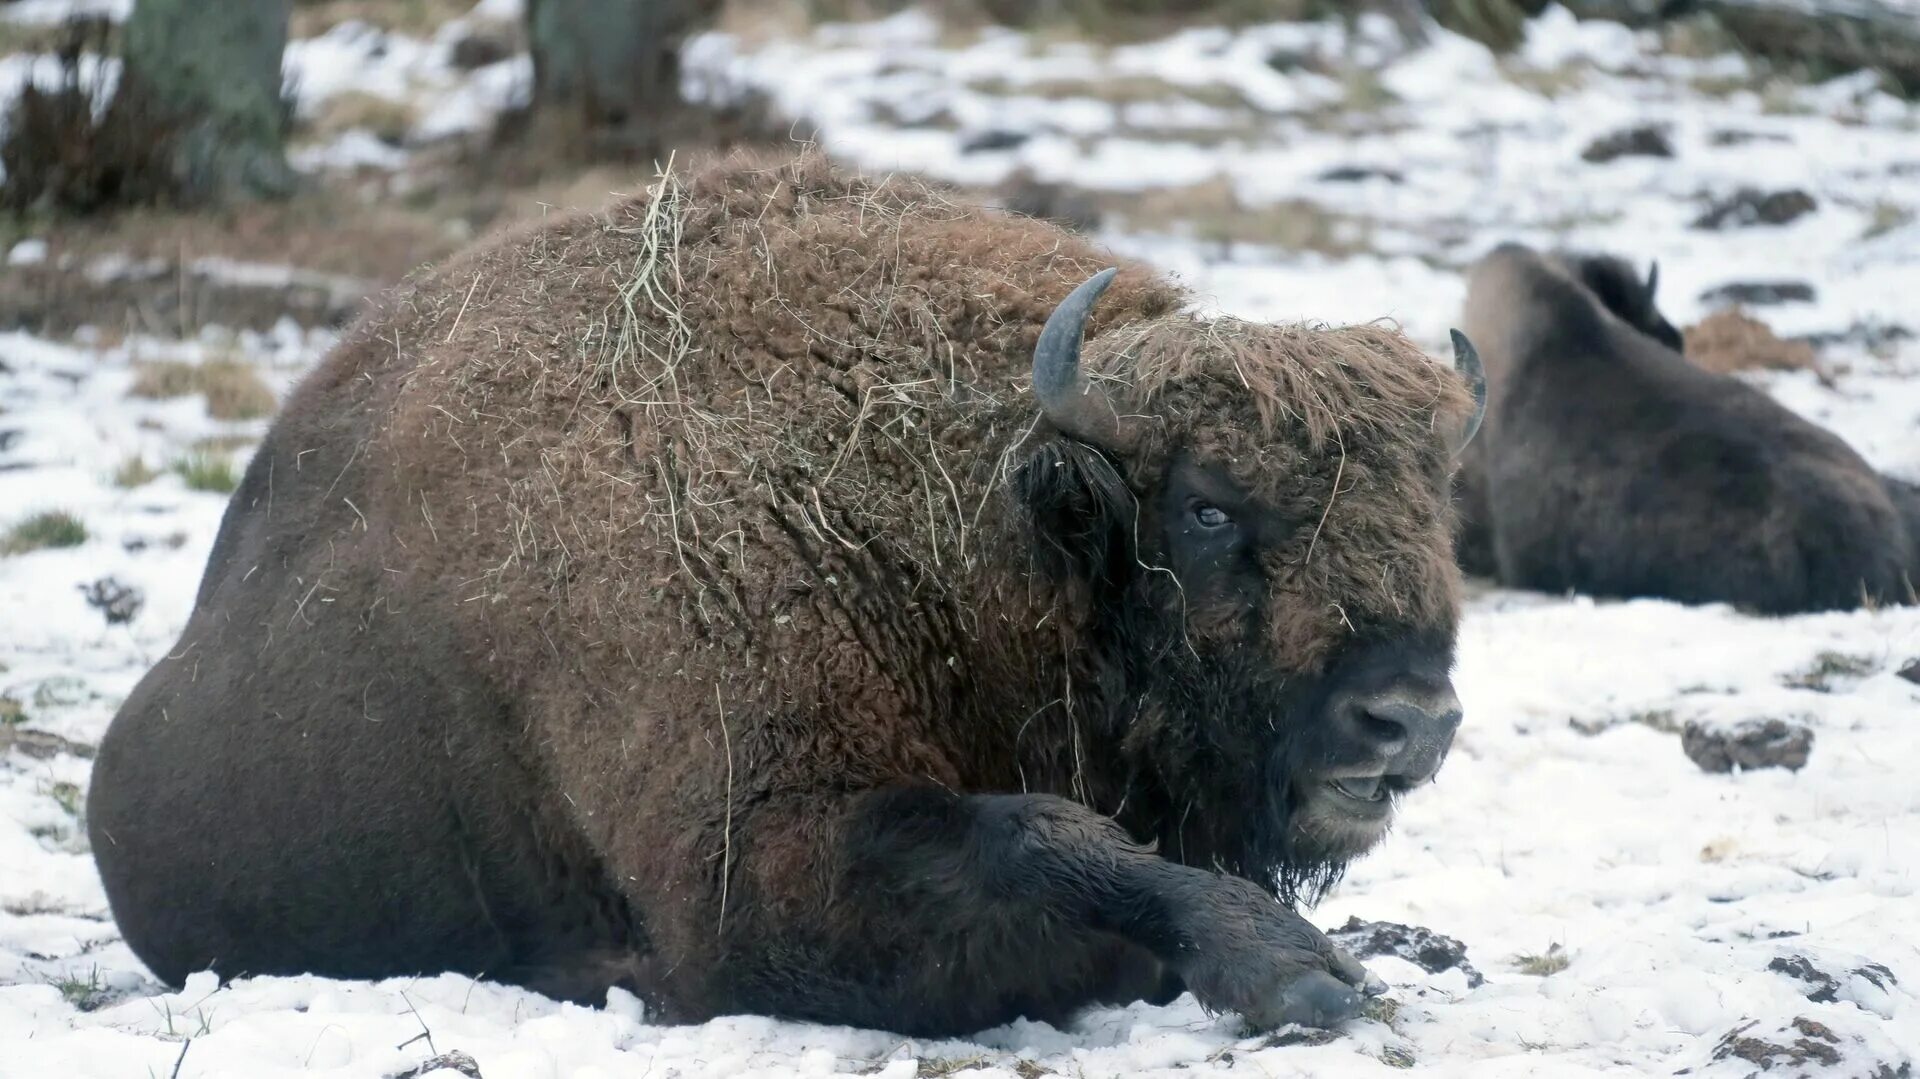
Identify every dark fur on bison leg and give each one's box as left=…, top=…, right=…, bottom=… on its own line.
left=836, top=788, right=1378, bottom=1032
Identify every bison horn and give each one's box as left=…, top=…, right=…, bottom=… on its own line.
left=1645, top=260, right=1660, bottom=299
left=1448, top=329, right=1486, bottom=452
left=1033, top=267, right=1136, bottom=449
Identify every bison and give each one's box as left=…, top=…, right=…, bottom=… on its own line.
left=1454, top=242, right=1916, bottom=612
left=89, top=153, right=1486, bottom=1037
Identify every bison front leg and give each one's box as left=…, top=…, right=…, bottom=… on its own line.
left=724, top=787, right=1381, bottom=1034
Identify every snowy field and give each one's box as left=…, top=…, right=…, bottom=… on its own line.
left=3, top=2, right=1920, bottom=1076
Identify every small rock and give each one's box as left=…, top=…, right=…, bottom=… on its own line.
left=388, top=1051, right=484, bottom=1079
left=1699, top=280, right=1817, bottom=307
left=1317, top=165, right=1404, bottom=184
left=1581, top=124, right=1673, bottom=163
left=1709, top=1016, right=1910, bottom=1077
left=79, top=576, right=144, bottom=625
left=960, top=129, right=1030, bottom=155
left=1266, top=47, right=1314, bottom=73
left=1328, top=916, right=1484, bottom=988
left=1714, top=1018, right=1841, bottom=1070
left=1711, top=129, right=1792, bottom=146
left=448, top=25, right=517, bottom=70
left=1897, top=660, right=1920, bottom=685
left=1771, top=955, right=1845, bottom=1003
left=1682, top=717, right=1813, bottom=773
left=1770, top=954, right=1900, bottom=1006
left=1692, top=187, right=1818, bottom=229
left=1796, top=321, right=1912, bottom=355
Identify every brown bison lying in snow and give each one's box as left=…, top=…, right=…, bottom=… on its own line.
left=1453, top=242, right=1915, bottom=613
left=90, top=154, right=1485, bottom=1036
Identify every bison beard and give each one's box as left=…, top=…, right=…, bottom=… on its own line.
left=88, top=152, right=1480, bottom=1037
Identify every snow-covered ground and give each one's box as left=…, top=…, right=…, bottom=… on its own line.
left=4, top=2, right=1920, bottom=1076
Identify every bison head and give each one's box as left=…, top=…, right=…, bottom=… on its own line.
left=1558, top=252, right=1684, bottom=354
left=1017, top=268, right=1485, bottom=900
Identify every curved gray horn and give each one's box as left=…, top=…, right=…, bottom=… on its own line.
left=1449, top=329, right=1486, bottom=452
left=1645, top=260, right=1660, bottom=299
left=1033, top=267, right=1134, bottom=447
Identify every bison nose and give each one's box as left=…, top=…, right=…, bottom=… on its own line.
left=1338, top=688, right=1462, bottom=787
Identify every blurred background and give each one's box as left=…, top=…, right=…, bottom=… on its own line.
left=5, top=0, right=1913, bottom=604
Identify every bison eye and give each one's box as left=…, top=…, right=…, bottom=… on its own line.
left=1192, top=503, right=1231, bottom=529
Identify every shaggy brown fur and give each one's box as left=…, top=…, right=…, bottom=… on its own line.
left=1453, top=243, right=1915, bottom=612
left=90, top=151, right=1475, bottom=1036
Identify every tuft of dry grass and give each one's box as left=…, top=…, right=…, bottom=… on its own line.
left=111, top=456, right=160, bottom=488
left=198, top=359, right=278, bottom=420
left=1863, top=201, right=1915, bottom=239
left=128, top=358, right=277, bottom=420
left=725, top=0, right=1299, bottom=43
left=1120, top=178, right=1374, bottom=259
left=1784, top=651, right=1875, bottom=692
left=916, top=1057, right=992, bottom=1078
left=1683, top=308, right=1819, bottom=376
left=1513, top=943, right=1570, bottom=977
left=291, top=0, right=476, bottom=38
left=302, top=91, right=418, bottom=146
left=2, top=510, right=87, bottom=555
left=1502, top=59, right=1591, bottom=98
left=0, top=20, right=97, bottom=59
left=968, top=73, right=1253, bottom=111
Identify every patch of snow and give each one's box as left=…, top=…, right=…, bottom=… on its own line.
left=290, top=128, right=412, bottom=174
left=0, top=51, right=121, bottom=127
left=282, top=20, right=530, bottom=153
left=0, top=0, right=131, bottom=26
left=8, top=239, right=48, bottom=267
left=469, top=0, right=525, bottom=20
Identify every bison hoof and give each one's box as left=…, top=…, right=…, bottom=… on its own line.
left=1263, top=970, right=1364, bottom=1029
left=1190, top=946, right=1382, bottom=1031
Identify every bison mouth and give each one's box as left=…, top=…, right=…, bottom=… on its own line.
left=1325, top=775, right=1391, bottom=805
left=1289, top=769, right=1405, bottom=856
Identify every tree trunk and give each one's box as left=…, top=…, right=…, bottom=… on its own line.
left=526, top=0, right=717, bottom=159
left=119, top=0, right=293, bottom=203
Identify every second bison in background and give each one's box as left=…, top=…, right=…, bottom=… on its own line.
left=89, top=153, right=1487, bottom=1037
left=1455, top=242, right=1916, bottom=613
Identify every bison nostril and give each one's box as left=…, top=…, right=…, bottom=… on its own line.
left=1356, top=709, right=1410, bottom=750
left=1342, top=694, right=1463, bottom=763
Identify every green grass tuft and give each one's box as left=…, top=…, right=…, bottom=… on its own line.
left=2, top=510, right=87, bottom=555
left=172, top=453, right=240, bottom=493
left=52, top=966, right=109, bottom=1011
left=48, top=780, right=83, bottom=819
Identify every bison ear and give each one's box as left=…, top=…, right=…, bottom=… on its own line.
left=1013, top=440, right=1137, bottom=583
